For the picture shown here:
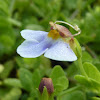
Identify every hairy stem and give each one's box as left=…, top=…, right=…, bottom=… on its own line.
left=77, top=57, right=88, bottom=78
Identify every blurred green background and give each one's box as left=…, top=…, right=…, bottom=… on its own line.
left=0, top=0, right=100, bottom=100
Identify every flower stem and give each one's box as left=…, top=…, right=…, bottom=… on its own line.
left=77, top=57, right=88, bottom=78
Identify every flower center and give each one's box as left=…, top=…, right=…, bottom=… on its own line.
left=48, top=30, right=61, bottom=40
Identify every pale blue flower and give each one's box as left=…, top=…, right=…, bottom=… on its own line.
left=17, top=22, right=78, bottom=61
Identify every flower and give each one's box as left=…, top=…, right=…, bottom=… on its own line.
left=17, top=21, right=80, bottom=61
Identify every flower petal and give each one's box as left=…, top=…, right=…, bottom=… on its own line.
left=17, top=37, right=53, bottom=58
left=21, top=29, right=48, bottom=42
left=44, top=40, right=77, bottom=61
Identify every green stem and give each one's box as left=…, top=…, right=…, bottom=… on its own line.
left=77, top=57, right=88, bottom=78
left=8, top=18, right=22, bottom=27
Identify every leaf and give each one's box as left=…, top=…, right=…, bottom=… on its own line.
left=0, top=17, right=15, bottom=56
left=4, top=78, right=22, bottom=88
left=66, top=62, right=79, bottom=78
left=0, top=64, right=4, bottom=73
left=55, top=76, right=69, bottom=91
left=0, top=61, right=14, bottom=79
left=75, top=75, right=100, bottom=94
left=15, top=57, right=40, bottom=69
left=23, top=58, right=40, bottom=69
left=93, top=59, right=100, bottom=71
left=20, top=94, right=28, bottom=100
left=0, top=87, right=10, bottom=98
left=40, top=56, right=51, bottom=68
left=25, top=24, right=44, bottom=30
left=15, top=57, right=26, bottom=68
left=50, top=65, right=65, bottom=82
left=2, top=88, right=22, bottom=100
left=0, top=16, right=10, bottom=27
left=29, top=89, right=39, bottom=100
left=0, top=0, right=10, bottom=16
left=91, top=97, right=100, bottom=100
left=0, top=35, right=14, bottom=48
left=62, top=90, right=86, bottom=100
left=41, top=87, right=48, bottom=100
left=18, top=68, right=33, bottom=92
left=82, top=51, right=93, bottom=63
left=83, top=62, right=100, bottom=83
left=50, top=65, right=69, bottom=92
left=32, top=69, right=41, bottom=89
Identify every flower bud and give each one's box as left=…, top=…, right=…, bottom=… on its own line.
left=49, top=21, right=72, bottom=38
left=39, top=78, right=54, bottom=94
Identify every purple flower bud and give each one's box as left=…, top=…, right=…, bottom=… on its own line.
left=39, top=78, right=54, bottom=94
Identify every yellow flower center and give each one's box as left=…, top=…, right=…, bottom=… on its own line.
left=48, top=30, right=61, bottom=40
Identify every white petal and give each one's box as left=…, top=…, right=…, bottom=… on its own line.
left=44, top=40, right=77, bottom=61
left=21, top=29, right=48, bottom=42
left=17, top=37, right=53, bottom=58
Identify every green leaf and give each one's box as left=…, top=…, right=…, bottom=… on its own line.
left=75, top=75, right=100, bottom=94
left=82, top=51, right=93, bottom=63
left=27, top=97, right=34, bottom=100
left=2, top=88, right=21, bottom=100
left=15, top=57, right=27, bottom=68
left=66, top=62, right=79, bottom=78
left=15, top=57, right=40, bottom=69
left=23, top=58, right=40, bottom=69
left=50, top=65, right=69, bottom=92
left=25, top=24, right=44, bottom=30
left=50, top=65, right=65, bottom=82
left=18, top=68, right=33, bottom=92
left=29, top=89, right=39, bottom=100
left=0, top=35, right=14, bottom=48
left=62, top=90, right=86, bottom=100
left=32, top=69, right=41, bottom=89
left=93, top=59, right=100, bottom=71
left=83, top=62, right=100, bottom=83
left=0, top=17, right=15, bottom=56
left=4, top=78, right=22, bottom=88
left=0, top=87, right=10, bottom=98
left=0, top=61, right=14, bottom=79
left=55, top=76, right=69, bottom=91
left=20, top=94, right=28, bottom=100
left=0, top=64, right=4, bottom=73
left=0, top=16, right=10, bottom=27
left=40, top=56, right=51, bottom=68
left=41, top=87, right=48, bottom=100
left=91, top=97, right=100, bottom=100
left=0, top=0, right=10, bottom=16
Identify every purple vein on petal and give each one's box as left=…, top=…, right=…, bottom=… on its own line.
left=17, top=37, right=53, bottom=58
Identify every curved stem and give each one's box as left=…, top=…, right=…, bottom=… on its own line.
left=54, top=21, right=81, bottom=37
left=55, top=21, right=75, bottom=29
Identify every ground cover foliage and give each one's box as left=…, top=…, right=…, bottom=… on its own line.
left=0, top=0, right=100, bottom=100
